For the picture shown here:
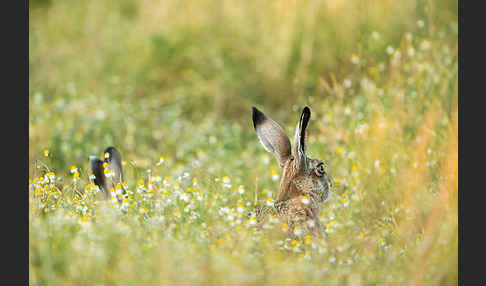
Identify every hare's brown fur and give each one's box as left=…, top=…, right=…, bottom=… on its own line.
left=251, top=106, right=332, bottom=238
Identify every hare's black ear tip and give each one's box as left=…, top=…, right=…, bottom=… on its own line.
left=104, top=146, right=118, bottom=154
left=104, top=146, right=116, bottom=152
left=252, top=107, right=265, bottom=129
left=303, top=106, right=311, bottom=115
left=301, top=106, right=311, bottom=120
left=252, top=106, right=259, bottom=116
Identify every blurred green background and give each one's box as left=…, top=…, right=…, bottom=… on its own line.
left=29, top=0, right=457, bottom=173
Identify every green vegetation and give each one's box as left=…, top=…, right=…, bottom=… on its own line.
left=29, top=0, right=458, bottom=285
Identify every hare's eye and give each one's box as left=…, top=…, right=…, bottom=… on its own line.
left=315, top=163, right=326, bottom=176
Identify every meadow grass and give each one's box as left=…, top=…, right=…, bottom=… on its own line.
left=29, top=1, right=457, bottom=285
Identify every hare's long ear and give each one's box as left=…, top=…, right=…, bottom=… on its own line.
left=89, top=156, right=109, bottom=197
left=252, top=107, right=291, bottom=168
left=103, top=146, right=124, bottom=185
left=293, top=106, right=311, bottom=169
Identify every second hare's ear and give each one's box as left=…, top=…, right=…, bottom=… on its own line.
left=293, top=106, right=311, bottom=167
left=89, top=156, right=108, bottom=196
left=252, top=107, right=292, bottom=168
left=103, top=146, right=124, bottom=184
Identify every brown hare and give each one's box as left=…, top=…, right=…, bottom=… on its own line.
left=250, top=106, right=332, bottom=238
left=89, top=146, right=126, bottom=201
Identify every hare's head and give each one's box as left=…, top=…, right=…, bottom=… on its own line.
left=89, top=146, right=125, bottom=198
left=252, top=106, right=332, bottom=204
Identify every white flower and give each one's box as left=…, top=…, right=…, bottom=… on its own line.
left=105, top=169, right=115, bottom=178
left=247, top=217, right=257, bottom=226
left=156, top=157, right=165, bottom=166
left=269, top=216, right=279, bottom=223
left=343, top=198, right=349, bottom=207
left=70, top=166, right=78, bottom=174
left=266, top=198, right=274, bottom=207
left=262, top=223, right=272, bottom=229
left=294, top=226, right=302, bottom=236
left=386, top=46, right=394, bottom=55
left=329, top=257, right=336, bottom=263
left=307, top=220, right=315, bottom=228
left=271, top=170, right=279, bottom=181
left=238, top=185, right=245, bottom=194
left=301, top=196, right=310, bottom=205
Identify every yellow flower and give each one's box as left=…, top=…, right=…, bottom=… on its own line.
left=103, top=162, right=108, bottom=168
left=360, top=232, right=366, bottom=238
left=43, top=149, right=50, bottom=157
left=73, top=171, right=79, bottom=179
left=336, top=147, right=343, bottom=155
left=305, top=235, right=312, bottom=245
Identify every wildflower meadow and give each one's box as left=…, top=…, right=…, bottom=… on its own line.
left=29, top=1, right=458, bottom=285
